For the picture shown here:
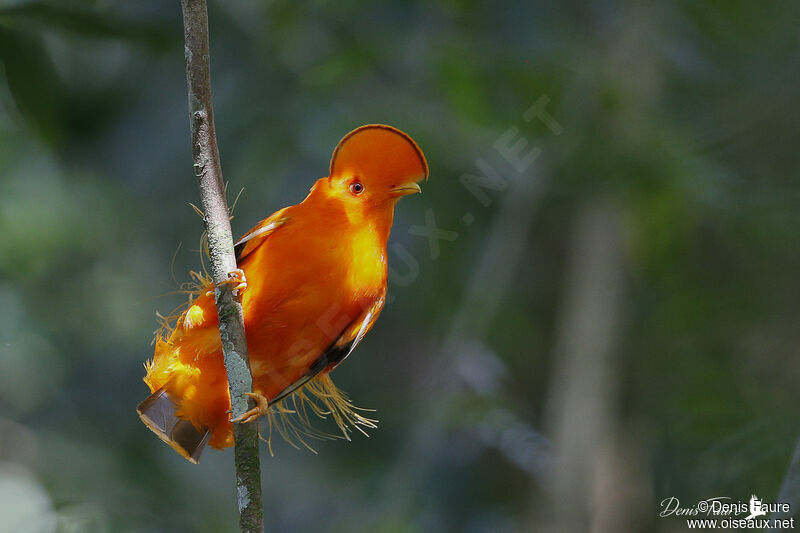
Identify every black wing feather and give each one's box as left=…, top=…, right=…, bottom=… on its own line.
left=269, top=341, right=355, bottom=406
left=269, top=296, right=383, bottom=405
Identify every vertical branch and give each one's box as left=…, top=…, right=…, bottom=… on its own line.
left=540, top=201, right=627, bottom=531
left=770, top=436, right=800, bottom=530
left=179, top=1, right=263, bottom=531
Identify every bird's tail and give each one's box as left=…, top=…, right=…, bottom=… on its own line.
left=137, top=388, right=211, bottom=463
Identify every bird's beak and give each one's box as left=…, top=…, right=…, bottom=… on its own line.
left=390, top=181, right=422, bottom=197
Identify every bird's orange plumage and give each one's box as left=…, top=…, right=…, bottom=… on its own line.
left=141, top=125, right=427, bottom=457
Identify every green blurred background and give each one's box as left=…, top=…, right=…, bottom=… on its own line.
left=1, top=1, right=799, bottom=531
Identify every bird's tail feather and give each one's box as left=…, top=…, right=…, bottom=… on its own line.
left=137, top=388, right=210, bottom=463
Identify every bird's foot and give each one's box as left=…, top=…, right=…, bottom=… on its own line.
left=224, top=268, right=248, bottom=297
left=230, top=392, right=269, bottom=424
left=206, top=268, right=248, bottom=298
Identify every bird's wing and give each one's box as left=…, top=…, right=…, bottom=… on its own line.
left=234, top=208, right=290, bottom=262
left=270, top=294, right=386, bottom=405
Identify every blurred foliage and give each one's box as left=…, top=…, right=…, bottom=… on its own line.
left=0, top=0, right=799, bottom=532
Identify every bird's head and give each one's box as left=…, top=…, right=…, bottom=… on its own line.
left=327, top=124, right=428, bottom=210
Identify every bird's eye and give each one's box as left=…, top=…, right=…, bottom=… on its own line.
left=349, top=181, right=364, bottom=195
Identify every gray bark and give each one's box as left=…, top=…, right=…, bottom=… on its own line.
left=180, top=1, right=264, bottom=531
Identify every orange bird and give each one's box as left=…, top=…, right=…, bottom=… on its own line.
left=138, top=125, right=428, bottom=462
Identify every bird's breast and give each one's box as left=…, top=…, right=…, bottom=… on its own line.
left=239, top=218, right=387, bottom=334
left=346, top=226, right=388, bottom=297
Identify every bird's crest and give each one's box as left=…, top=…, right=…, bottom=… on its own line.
left=329, top=124, right=428, bottom=184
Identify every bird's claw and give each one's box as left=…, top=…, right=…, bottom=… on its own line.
left=211, top=268, right=248, bottom=298
left=230, top=392, right=269, bottom=424
left=227, top=268, right=248, bottom=296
